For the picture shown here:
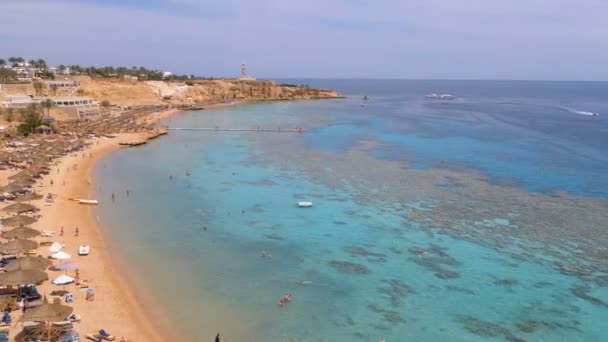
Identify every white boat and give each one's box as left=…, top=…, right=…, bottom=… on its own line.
left=425, top=93, right=456, bottom=100
left=298, top=201, right=313, bottom=208
left=78, top=245, right=90, bottom=256
left=79, top=199, right=98, bottom=205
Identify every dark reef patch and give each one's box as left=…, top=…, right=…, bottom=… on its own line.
left=456, top=315, right=525, bottom=342
left=329, top=261, right=370, bottom=274
left=377, top=279, right=415, bottom=307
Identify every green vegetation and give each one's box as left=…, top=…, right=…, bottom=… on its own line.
left=33, top=81, right=46, bottom=96
left=40, top=98, right=55, bottom=118
left=17, top=104, right=45, bottom=135
left=0, top=68, right=17, bottom=83
left=100, top=100, right=111, bottom=107
left=4, top=108, right=15, bottom=123
left=1, top=55, right=197, bottom=81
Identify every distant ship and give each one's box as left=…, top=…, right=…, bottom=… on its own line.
left=425, top=93, right=456, bottom=100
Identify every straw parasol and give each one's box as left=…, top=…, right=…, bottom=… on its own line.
left=13, top=192, right=44, bottom=202
left=0, top=183, right=28, bottom=194
left=1, top=226, right=41, bottom=240
left=17, top=301, right=74, bottom=342
left=5, top=256, right=52, bottom=271
left=19, top=302, right=73, bottom=322
left=0, top=238, right=38, bottom=253
left=2, top=202, right=38, bottom=214
left=0, top=268, right=48, bottom=286
left=1, top=215, right=37, bottom=227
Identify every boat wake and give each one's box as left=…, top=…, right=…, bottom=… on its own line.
left=563, top=107, right=599, bottom=116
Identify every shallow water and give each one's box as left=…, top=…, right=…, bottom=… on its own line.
left=95, top=80, right=608, bottom=341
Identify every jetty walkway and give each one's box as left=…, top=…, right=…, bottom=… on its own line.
left=168, top=127, right=304, bottom=133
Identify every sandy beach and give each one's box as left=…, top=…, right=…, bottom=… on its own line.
left=1, top=133, right=167, bottom=341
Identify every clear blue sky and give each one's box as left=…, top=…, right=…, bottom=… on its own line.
left=1, top=0, right=606, bottom=80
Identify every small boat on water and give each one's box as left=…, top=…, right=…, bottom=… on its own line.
left=298, top=201, right=313, bottom=208
left=425, top=93, right=456, bottom=100
left=78, top=199, right=98, bottom=205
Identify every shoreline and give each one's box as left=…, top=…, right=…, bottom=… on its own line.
left=7, top=134, right=168, bottom=341
left=1, top=98, right=326, bottom=340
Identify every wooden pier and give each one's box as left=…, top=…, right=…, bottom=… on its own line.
left=168, top=127, right=304, bottom=133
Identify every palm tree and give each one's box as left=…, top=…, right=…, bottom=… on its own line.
left=33, top=81, right=45, bottom=96
left=36, top=59, right=47, bottom=69
left=8, top=57, right=22, bottom=67
left=0, top=59, right=6, bottom=67
left=40, top=99, right=54, bottom=118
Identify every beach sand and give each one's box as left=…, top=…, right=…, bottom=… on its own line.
left=3, top=134, right=166, bottom=341
left=1, top=104, right=245, bottom=340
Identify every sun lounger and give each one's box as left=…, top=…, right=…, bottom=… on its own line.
left=0, top=329, right=8, bottom=342
left=52, top=321, right=74, bottom=329
left=60, top=331, right=80, bottom=342
left=98, top=329, right=115, bottom=341
left=86, top=334, right=102, bottom=342
left=79, top=245, right=90, bottom=256
left=68, top=313, right=81, bottom=322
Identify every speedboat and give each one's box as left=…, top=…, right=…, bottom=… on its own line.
left=79, top=199, right=98, bottom=205
left=297, top=201, right=313, bottom=208
left=425, top=93, right=456, bottom=100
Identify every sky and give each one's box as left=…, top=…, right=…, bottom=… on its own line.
left=1, top=0, right=607, bottom=80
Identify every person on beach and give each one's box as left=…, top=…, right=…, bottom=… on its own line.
left=126, top=189, right=130, bottom=197
left=75, top=227, right=79, bottom=236
left=215, top=333, right=221, bottom=342
left=112, top=192, right=115, bottom=202
left=60, top=227, right=64, bottom=236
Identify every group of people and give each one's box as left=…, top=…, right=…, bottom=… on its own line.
left=278, top=293, right=293, bottom=307
left=59, top=226, right=78, bottom=236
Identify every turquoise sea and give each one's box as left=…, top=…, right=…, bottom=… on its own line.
left=94, top=80, right=608, bottom=341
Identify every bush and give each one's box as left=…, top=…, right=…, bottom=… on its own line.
left=17, top=104, right=44, bottom=135
left=100, top=100, right=111, bottom=107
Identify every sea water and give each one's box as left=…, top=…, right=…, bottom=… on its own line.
left=94, top=80, right=608, bottom=341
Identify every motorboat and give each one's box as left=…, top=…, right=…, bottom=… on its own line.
left=78, top=199, right=98, bottom=205
left=298, top=201, right=313, bottom=208
left=78, top=245, right=90, bottom=256
left=425, top=93, right=456, bottom=100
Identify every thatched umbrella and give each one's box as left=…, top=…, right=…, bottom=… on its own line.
left=2, top=202, right=38, bottom=214
left=5, top=256, right=52, bottom=271
left=0, top=238, right=38, bottom=254
left=0, top=183, right=28, bottom=194
left=2, top=226, right=41, bottom=240
left=14, top=192, right=44, bottom=202
left=0, top=268, right=48, bottom=286
left=1, top=215, right=37, bottom=227
left=18, top=302, right=74, bottom=341
left=10, top=179, right=36, bottom=188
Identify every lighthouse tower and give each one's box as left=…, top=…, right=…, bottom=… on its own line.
left=238, top=63, right=256, bottom=80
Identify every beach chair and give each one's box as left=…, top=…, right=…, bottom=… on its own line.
left=0, top=326, right=9, bottom=342
left=60, top=331, right=80, bottom=342
left=52, top=321, right=74, bottom=330
left=68, top=313, right=81, bottom=323
left=98, top=329, right=115, bottom=341
left=86, top=334, right=102, bottom=342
